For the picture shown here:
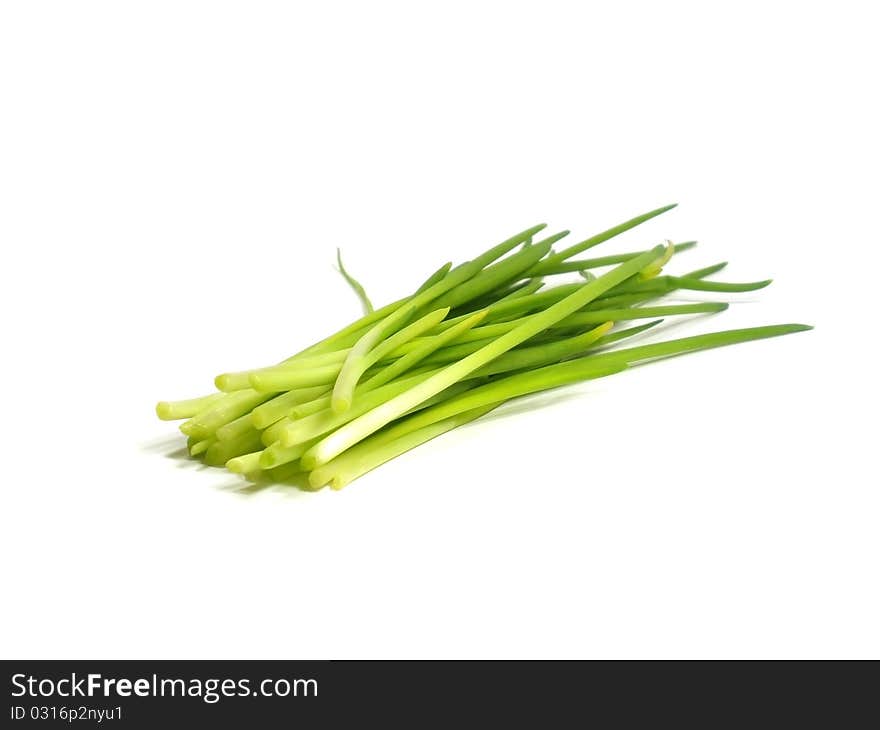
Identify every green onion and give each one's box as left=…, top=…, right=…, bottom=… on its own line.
left=189, top=438, right=214, bottom=457
left=156, top=393, right=225, bottom=421
left=156, top=205, right=810, bottom=491
left=203, top=430, right=263, bottom=467
left=527, top=204, right=677, bottom=276
left=682, top=261, right=728, bottom=279
left=179, top=389, right=272, bottom=439
left=249, top=385, right=331, bottom=430
left=535, top=241, right=697, bottom=276
left=335, top=249, right=374, bottom=314
left=415, top=261, right=454, bottom=294
left=431, top=231, right=566, bottom=310
left=227, top=451, right=263, bottom=475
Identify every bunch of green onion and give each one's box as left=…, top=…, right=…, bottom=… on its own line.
left=156, top=204, right=810, bottom=490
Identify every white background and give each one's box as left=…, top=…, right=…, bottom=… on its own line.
left=1, top=1, right=877, bottom=659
